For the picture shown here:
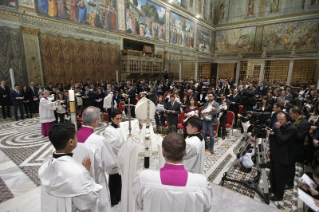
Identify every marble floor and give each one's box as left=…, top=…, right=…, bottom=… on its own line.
left=0, top=116, right=293, bottom=212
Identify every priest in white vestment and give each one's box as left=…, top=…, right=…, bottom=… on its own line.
left=77, top=106, right=120, bottom=210
left=39, top=123, right=102, bottom=212
left=39, top=90, right=58, bottom=136
left=133, top=132, right=212, bottom=212
left=118, top=97, right=165, bottom=212
left=104, top=109, right=124, bottom=155
left=183, top=117, right=205, bottom=174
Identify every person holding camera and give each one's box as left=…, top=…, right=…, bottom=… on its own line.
left=287, top=106, right=310, bottom=189
left=267, top=111, right=297, bottom=201
left=238, top=144, right=255, bottom=172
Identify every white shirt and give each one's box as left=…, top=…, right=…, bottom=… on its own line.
left=239, top=150, right=255, bottom=168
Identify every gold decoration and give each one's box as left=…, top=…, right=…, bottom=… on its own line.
left=20, top=26, right=39, bottom=35
left=179, top=50, right=183, bottom=60
left=237, top=47, right=243, bottom=59
left=18, top=5, right=36, bottom=13
left=261, top=47, right=267, bottom=58
left=213, top=52, right=218, bottom=59
left=290, top=45, right=296, bottom=57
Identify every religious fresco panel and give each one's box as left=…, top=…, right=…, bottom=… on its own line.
left=269, top=0, right=279, bottom=13
left=169, top=12, right=195, bottom=49
left=0, top=0, right=17, bottom=8
left=262, top=19, right=319, bottom=51
left=125, top=0, right=166, bottom=41
left=38, top=0, right=117, bottom=31
left=197, top=26, right=211, bottom=53
left=215, top=26, right=256, bottom=53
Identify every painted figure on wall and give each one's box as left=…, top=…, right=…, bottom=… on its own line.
left=270, top=0, right=279, bottom=13
left=215, top=26, right=256, bottom=53
left=198, top=0, right=202, bottom=13
left=190, top=0, right=193, bottom=7
left=0, top=0, right=16, bottom=8
left=125, top=0, right=166, bottom=41
left=219, top=4, right=225, bottom=19
left=247, top=0, right=254, bottom=17
left=197, top=29, right=211, bottom=53
left=39, top=0, right=117, bottom=31
left=170, top=12, right=194, bottom=49
left=262, top=19, right=319, bottom=51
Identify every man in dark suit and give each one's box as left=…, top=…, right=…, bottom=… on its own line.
left=197, top=89, right=206, bottom=107
left=166, top=95, right=181, bottom=130
left=256, top=82, right=267, bottom=97
left=269, top=103, right=284, bottom=129
left=128, top=83, right=136, bottom=118
left=10, top=84, right=24, bottom=121
left=267, top=112, right=297, bottom=201
left=218, top=93, right=230, bottom=140
left=148, top=83, right=157, bottom=104
left=0, top=80, right=11, bottom=119
left=29, top=81, right=38, bottom=114
left=229, top=89, right=242, bottom=127
left=287, top=106, right=310, bottom=189
left=45, top=82, right=53, bottom=92
left=82, top=86, right=95, bottom=108
left=285, top=87, right=293, bottom=103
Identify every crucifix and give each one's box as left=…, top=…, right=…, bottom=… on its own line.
left=123, top=98, right=135, bottom=135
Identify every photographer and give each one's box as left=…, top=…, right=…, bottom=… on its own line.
left=267, top=112, right=297, bottom=201
left=239, top=144, right=255, bottom=172
left=287, top=106, right=310, bottom=189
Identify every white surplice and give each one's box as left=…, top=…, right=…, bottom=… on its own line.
left=39, top=97, right=57, bottom=123
left=39, top=155, right=102, bottom=212
left=183, top=135, right=205, bottom=174
left=133, top=169, right=212, bottom=212
left=118, top=125, right=165, bottom=212
left=84, top=133, right=119, bottom=212
left=104, top=124, right=124, bottom=155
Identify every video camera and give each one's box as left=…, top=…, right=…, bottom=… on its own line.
left=240, top=110, right=271, bottom=138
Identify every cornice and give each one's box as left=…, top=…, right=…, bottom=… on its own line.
left=214, top=11, right=319, bottom=31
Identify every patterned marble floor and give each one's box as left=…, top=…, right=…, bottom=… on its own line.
left=0, top=117, right=283, bottom=212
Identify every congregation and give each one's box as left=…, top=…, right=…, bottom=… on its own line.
left=1, top=73, right=319, bottom=211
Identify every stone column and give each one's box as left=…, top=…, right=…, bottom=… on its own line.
left=179, top=62, right=182, bottom=81
left=21, top=27, right=44, bottom=86
left=195, top=62, right=198, bottom=81
left=287, top=60, right=294, bottom=86
left=235, top=61, right=240, bottom=84
left=259, top=60, right=265, bottom=85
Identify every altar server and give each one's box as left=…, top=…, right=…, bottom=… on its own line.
left=133, top=132, right=212, bottom=212
left=184, top=117, right=205, bottom=174
left=38, top=123, right=102, bottom=212
left=78, top=106, right=120, bottom=210
left=104, top=109, right=123, bottom=155
left=39, top=90, right=58, bottom=136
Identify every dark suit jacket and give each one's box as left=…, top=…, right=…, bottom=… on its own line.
left=149, top=87, right=157, bottom=103
left=11, top=90, right=23, bottom=105
left=128, top=88, right=136, bottom=102
left=197, top=93, right=206, bottom=107
left=229, top=94, right=242, bottom=113
left=289, top=118, right=310, bottom=163
left=285, top=93, right=293, bottom=102
left=0, top=85, right=10, bottom=101
left=82, top=90, right=95, bottom=107
left=256, top=86, right=267, bottom=96
left=166, top=101, right=181, bottom=125
left=29, top=86, right=38, bottom=98
left=269, top=122, right=297, bottom=165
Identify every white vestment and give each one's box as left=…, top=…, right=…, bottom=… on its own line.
left=183, top=135, right=205, bottom=174
left=104, top=124, right=124, bottom=155
left=39, top=97, right=57, bottom=123
left=85, top=133, right=119, bottom=212
left=39, top=155, right=102, bottom=212
left=118, top=125, right=165, bottom=212
left=133, top=169, right=212, bottom=212
left=103, top=94, right=117, bottom=109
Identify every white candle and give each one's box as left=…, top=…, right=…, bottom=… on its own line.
left=69, top=90, right=75, bottom=101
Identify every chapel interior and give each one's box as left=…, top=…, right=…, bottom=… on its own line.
left=0, top=0, right=319, bottom=211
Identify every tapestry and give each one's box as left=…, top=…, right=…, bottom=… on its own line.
left=262, top=19, right=319, bottom=51
left=38, top=0, right=117, bottom=31
left=40, top=34, right=120, bottom=85
left=169, top=12, right=194, bottom=49
left=215, top=26, right=256, bottom=53
left=125, top=0, right=165, bottom=41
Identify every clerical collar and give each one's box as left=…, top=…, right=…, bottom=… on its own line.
left=166, top=162, right=183, bottom=165
left=111, top=122, right=119, bottom=128
left=53, top=152, right=73, bottom=158
left=187, top=132, right=203, bottom=141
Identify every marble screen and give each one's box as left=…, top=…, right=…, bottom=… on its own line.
left=170, top=12, right=195, bottom=49
left=262, top=19, right=319, bottom=51
left=215, top=26, right=256, bottom=53
left=38, top=0, right=117, bottom=31
left=125, top=0, right=166, bottom=41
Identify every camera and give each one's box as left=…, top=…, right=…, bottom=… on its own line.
left=240, top=110, right=271, bottom=138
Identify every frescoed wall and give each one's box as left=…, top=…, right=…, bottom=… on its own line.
left=169, top=12, right=195, bottom=49
left=262, top=19, right=319, bottom=51
left=0, top=0, right=17, bottom=8
left=125, top=0, right=165, bottom=41
left=197, top=27, right=211, bottom=53
left=215, top=26, right=256, bottom=53
left=38, top=0, right=117, bottom=31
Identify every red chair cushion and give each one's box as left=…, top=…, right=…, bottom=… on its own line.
left=177, top=124, right=183, bottom=129
left=225, top=123, right=232, bottom=128
left=77, top=117, right=83, bottom=122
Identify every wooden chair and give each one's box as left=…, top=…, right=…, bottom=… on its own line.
left=198, top=107, right=203, bottom=118
left=237, top=105, right=244, bottom=126
left=225, top=111, right=235, bottom=138
left=118, top=101, right=125, bottom=112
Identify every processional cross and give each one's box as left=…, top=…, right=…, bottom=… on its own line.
left=123, top=98, right=135, bottom=135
